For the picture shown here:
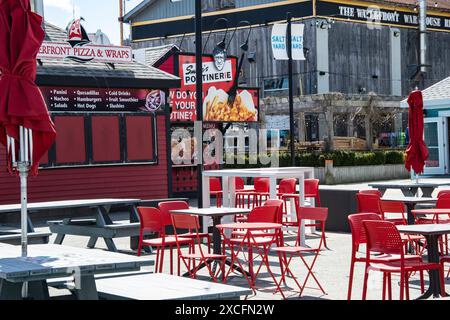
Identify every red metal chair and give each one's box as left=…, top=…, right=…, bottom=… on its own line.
left=210, top=177, right=223, bottom=207
left=272, top=207, right=328, bottom=297
left=137, top=207, right=192, bottom=275
left=347, top=213, right=424, bottom=300
left=362, top=220, right=445, bottom=300
left=235, top=177, right=259, bottom=209
left=224, top=206, right=282, bottom=290
left=379, top=200, right=407, bottom=225
left=356, top=192, right=382, bottom=215
left=305, top=179, right=321, bottom=207
left=158, top=201, right=211, bottom=253
left=171, top=214, right=227, bottom=282
left=359, top=189, right=383, bottom=197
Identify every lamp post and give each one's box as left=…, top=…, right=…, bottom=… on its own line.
left=287, top=12, right=296, bottom=167
left=171, top=0, right=204, bottom=207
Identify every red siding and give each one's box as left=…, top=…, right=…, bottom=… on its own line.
left=0, top=116, right=168, bottom=205
left=158, top=56, right=175, bottom=75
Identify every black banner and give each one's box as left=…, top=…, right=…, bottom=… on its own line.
left=317, top=0, right=450, bottom=31
left=131, top=1, right=313, bottom=40
left=40, top=86, right=166, bottom=113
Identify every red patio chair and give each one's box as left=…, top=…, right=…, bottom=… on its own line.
left=272, top=207, right=328, bottom=297
left=224, top=206, right=282, bottom=289
left=362, top=220, right=445, bottom=300
left=356, top=192, right=382, bottom=215
left=172, top=214, right=227, bottom=282
left=359, top=189, right=383, bottom=197
left=210, top=177, right=223, bottom=208
left=347, top=213, right=424, bottom=300
left=137, top=207, right=193, bottom=275
left=158, top=201, right=211, bottom=253
left=305, top=179, right=321, bottom=207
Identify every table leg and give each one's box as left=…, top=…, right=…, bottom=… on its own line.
left=28, top=280, right=50, bottom=300
left=401, top=188, right=416, bottom=197
left=421, top=187, right=434, bottom=198
left=129, top=205, right=140, bottom=251
left=417, top=235, right=446, bottom=299
left=87, top=237, right=98, bottom=248
left=0, top=280, right=23, bottom=300
left=298, top=174, right=306, bottom=246
left=406, top=203, right=416, bottom=226
left=54, top=233, right=66, bottom=245
left=103, top=238, right=118, bottom=252
left=269, top=177, right=277, bottom=199
left=74, top=275, right=99, bottom=300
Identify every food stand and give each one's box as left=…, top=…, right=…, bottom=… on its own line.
left=0, top=22, right=180, bottom=206
left=146, top=48, right=260, bottom=196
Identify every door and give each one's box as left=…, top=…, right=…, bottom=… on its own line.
left=423, top=117, right=447, bottom=175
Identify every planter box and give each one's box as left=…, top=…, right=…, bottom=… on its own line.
left=315, top=164, right=409, bottom=185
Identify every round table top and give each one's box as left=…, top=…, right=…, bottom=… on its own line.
left=216, top=222, right=282, bottom=230
left=412, top=209, right=450, bottom=214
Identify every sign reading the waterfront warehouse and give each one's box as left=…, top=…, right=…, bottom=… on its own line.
left=271, top=24, right=305, bottom=61
left=317, top=0, right=450, bottom=31
left=40, top=86, right=165, bottom=113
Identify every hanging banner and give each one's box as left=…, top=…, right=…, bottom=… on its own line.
left=292, top=24, right=305, bottom=61
left=271, top=23, right=305, bottom=61
left=271, top=24, right=289, bottom=60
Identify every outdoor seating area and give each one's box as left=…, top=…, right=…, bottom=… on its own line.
left=4, top=0, right=450, bottom=309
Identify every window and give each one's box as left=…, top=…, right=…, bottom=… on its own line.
left=45, top=113, right=157, bottom=168
left=263, top=77, right=289, bottom=93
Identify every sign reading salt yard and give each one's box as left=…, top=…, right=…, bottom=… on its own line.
left=38, top=42, right=133, bottom=63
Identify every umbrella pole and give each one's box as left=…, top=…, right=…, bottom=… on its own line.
left=18, top=126, right=31, bottom=298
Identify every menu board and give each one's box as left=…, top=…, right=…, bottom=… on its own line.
left=169, top=54, right=237, bottom=122
left=169, top=54, right=259, bottom=123
left=40, top=86, right=166, bottom=113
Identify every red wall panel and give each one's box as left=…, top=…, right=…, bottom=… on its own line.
left=54, top=116, right=86, bottom=164
left=125, top=116, right=154, bottom=161
left=0, top=116, right=168, bottom=205
left=91, top=116, right=121, bottom=162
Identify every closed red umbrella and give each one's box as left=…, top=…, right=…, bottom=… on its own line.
left=0, top=0, right=56, bottom=266
left=0, top=0, right=56, bottom=175
left=405, top=90, right=428, bottom=175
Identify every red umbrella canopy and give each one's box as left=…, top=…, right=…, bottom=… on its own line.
left=0, top=0, right=56, bottom=175
left=405, top=90, right=429, bottom=174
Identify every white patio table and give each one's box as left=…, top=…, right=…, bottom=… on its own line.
left=202, top=167, right=315, bottom=245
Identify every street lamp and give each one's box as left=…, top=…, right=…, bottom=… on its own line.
left=171, top=0, right=204, bottom=207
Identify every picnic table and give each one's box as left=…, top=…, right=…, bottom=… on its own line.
left=94, top=273, right=252, bottom=300
left=0, top=243, right=152, bottom=300
left=44, top=198, right=187, bottom=252
left=202, top=167, right=315, bottom=245
left=369, top=181, right=450, bottom=197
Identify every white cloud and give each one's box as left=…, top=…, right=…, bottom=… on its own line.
left=44, top=0, right=73, bottom=12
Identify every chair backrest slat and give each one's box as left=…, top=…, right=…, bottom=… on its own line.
left=363, top=220, right=403, bottom=255
left=158, top=201, right=189, bottom=226
left=137, top=207, right=164, bottom=234
left=297, top=207, right=328, bottom=222
left=356, top=193, right=381, bottom=215
left=247, top=205, right=279, bottom=223
left=348, top=213, right=381, bottom=246
left=263, top=199, right=284, bottom=223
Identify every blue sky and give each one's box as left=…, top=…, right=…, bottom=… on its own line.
left=43, top=0, right=142, bottom=45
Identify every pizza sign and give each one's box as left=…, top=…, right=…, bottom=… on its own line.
left=38, top=18, right=133, bottom=64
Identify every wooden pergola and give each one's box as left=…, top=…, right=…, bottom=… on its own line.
left=261, top=92, right=407, bottom=151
